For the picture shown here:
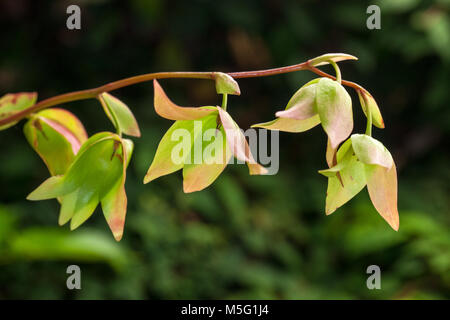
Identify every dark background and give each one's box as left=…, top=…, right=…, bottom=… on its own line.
left=0, top=0, right=449, bottom=299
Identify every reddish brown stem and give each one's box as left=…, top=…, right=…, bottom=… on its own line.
left=0, top=60, right=360, bottom=126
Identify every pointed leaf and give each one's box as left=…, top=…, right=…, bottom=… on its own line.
left=101, top=178, right=127, bottom=241
left=70, top=190, right=99, bottom=230
left=319, top=147, right=353, bottom=177
left=144, top=119, right=201, bottom=183
left=308, top=53, right=358, bottom=67
left=58, top=190, right=78, bottom=226
left=275, top=82, right=318, bottom=120
left=365, top=163, right=399, bottom=231
left=325, top=156, right=367, bottom=215
left=64, top=137, right=123, bottom=197
left=98, top=93, right=141, bottom=137
left=0, top=92, right=37, bottom=130
left=251, top=115, right=320, bottom=133
left=252, top=79, right=321, bottom=132
left=315, top=78, right=353, bottom=149
left=153, top=80, right=217, bottom=120
left=218, top=107, right=267, bottom=175
left=183, top=119, right=232, bottom=193
left=357, top=88, right=384, bottom=128
left=326, top=138, right=337, bottom=168
left=214, top=72, right=240, bottom=95
left=27, top=176, right=70, bottom=201
left=351, top=134, right=393, bottom=169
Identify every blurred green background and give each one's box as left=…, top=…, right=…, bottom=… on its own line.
left=0, top=0, right=449, bottom=299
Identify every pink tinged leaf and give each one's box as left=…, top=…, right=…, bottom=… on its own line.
left=308, top=53, right=358, bottom=67
left=101, top=178, right=127, bottom=241
left=325, top=156, right=367, bottom=215
left=251, top=115, right=320, bottom=133
left=100, top=137, right=132, bottom=240
left=182, top=124, right=232, bottom=193
left=98, top=93, right=141, bottom=137
left=217, top=107, right=268, bottom=175
left=357, top=88, right=384, bottom=129
left=0, top=92, right=38, bottom=130
left=351, top=134, right=393, bottom=169
left=315, top=78, right=353, bottom=149
left=365, top=163, right=399, bottom=231
left=275, top=84, right=318, bottom=120
left=214, top=72, right=241, bottom=95
left=37, top=108, right=88, bottom=153
left=326, top=138, right=337, bottom=168
left=24, top=115, right=80, bottom=176
left=153, top=80, right=218, bottom=120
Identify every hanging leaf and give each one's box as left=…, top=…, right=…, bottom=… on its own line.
left=182, top=117, right=232, bottom=193
left=144, top=119, right=198, bottom=183
left=145, top=82, right=266, bottom=191
left=325, top=155, right=367, bottom=215
left=214, top=72, right=241, bottom=95
left=27, top=132, right=133, bottom=241
left=308, top=53, right=358, bottom=67
left=153, top=79, right=217, bottom=120
left=315, top=78, right=353, bottom=149
left=351, top=134, right=393, bottom=169
left=218, top=107, right=267, bottom=175
left=0, top=92, right=37, bottom=130
left=275, top=79, right=318, bottom=120
left=365, top=163, right=399, bottom=231
left=252, top=79, right=321, bottom=133
left=98, top=93, right=141, bottom=137
left=357, top=88, right=384, bottom=128
left=24, top=108, right=87, bottom=176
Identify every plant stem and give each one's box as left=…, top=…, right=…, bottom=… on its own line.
left=221, top=94, right=228, bottom=111
left=365, top=95, right=373, bottom=136
left=0, top=59, right=362, bottom=126
left=329, top=60, right=341, bottom=84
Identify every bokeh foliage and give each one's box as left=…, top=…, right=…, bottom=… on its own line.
left=0, top=0, right=449, bottom=299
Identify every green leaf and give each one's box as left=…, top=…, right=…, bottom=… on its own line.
left=214, top=72, right=241, bottom=95
left=144, top=119, right=201, bottom=183
left=0, top=92, right=37, bottom=130
left=315, top=78, right=353, bottom=149
left=8, top=228, right=128, bottom=270
left=63, top=136, right=123, bottom=198
left=153, top=79, right=218, bottom=120
left=308, top=53, right=358, bottom=67
left=357, top=88, right=384, bottom=128
left=183, top=118, right=232, bottom=193
left=365, top=163, right=399, bottom=231
left=98, top=92, right=141, bottom=137
left=351, top=134, right=393, bottom=168
left=24, top=108, right=87, bottom=176
left=325, top=155, right=367, bottom=215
